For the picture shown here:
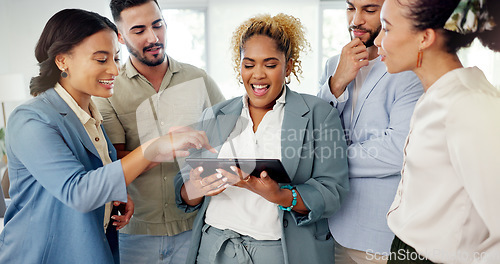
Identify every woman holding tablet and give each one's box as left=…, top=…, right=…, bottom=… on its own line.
left=175, top=13, right=349, bottom=264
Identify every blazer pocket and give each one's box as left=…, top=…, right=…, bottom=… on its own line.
left=314, top=220, right=333, bottom=241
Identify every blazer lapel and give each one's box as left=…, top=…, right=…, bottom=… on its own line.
left=200, top=99, right=243, bottom=158
left=43, top=89, right=101, bottom=160
left=351, top=58, right=387, bottom=129
left=281, top=87, right=309, bottom=181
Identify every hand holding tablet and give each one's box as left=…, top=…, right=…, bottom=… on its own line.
left=185, top=158, right=291, bottom=183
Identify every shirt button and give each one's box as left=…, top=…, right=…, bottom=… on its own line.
left=283, top=219, right=288, bottom=228
left=160, top=121, right=165, bottom=126
left=95, top=137, right=100, bottom=142
left=163, top=177, right=167, bottom=180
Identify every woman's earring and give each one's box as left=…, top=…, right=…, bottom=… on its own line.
left=285, top=75, right=291, bottom=85
left=238, top=77, right=243, bottom=84
left=416, top=49, right=423, bottom=68
left=61, top=69, right=68, bottom=78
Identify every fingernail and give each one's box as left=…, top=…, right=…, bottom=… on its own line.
left=223, top=184, right=229, bottom=188
left=216, top=173, right=223, bottom=178
left=111, top=216, right=116, bottom=220
left=222, top=177, right=228, bottom=182
left=230, top=166, right=237, bottom=172
left=262, top=171, right=268, bottom=178
left=198, top=167, right=203, bottom=172
left=215, top=169, right=222, bottom=174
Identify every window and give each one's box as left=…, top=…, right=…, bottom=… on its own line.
left=162, top=8, right=207, bottom=70
left=459, top=40, right=500, bottom=90
left=319, top=2, right=350, bottom=73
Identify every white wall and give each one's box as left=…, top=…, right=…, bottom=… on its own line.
left=206, top=0, right=320, bottom=99
left=0, top=0, right=9, bottom=75
left=1, top=0, right=322, bottom=103
left=0, top=0, right=111, bottom=126
left=0, top=0, right=111, bottom=96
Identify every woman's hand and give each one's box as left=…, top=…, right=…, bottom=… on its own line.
left=181, top=166, right=229, bottom=206
left=111, top=194, right=134, bottom=230
left=221, top=167, right=283, bottom=203
left=220, top=167, right=309, bottom=214
left=143, top=126, right=217, bottom=163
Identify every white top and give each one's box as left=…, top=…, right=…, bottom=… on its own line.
left=205, top=89, right=286, bottom=240
left=387, top=67, right=500, bottom=263
left=352, top=59, right=376, bottom=110
left=54, top=84, right=113, bottom=231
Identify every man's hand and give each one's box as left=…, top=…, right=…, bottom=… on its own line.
left=111, top=194, right=134, bottom=230
left=329, top=38, right=369, bottom=98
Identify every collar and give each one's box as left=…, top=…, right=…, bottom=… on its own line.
left=54, top=83, right=103, bottom=126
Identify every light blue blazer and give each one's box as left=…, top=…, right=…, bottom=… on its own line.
left=318, top=56, right=423, bottom=253
left=0, top=88, right=127, bottom=264
left=175, top=86, right=349, bottom=264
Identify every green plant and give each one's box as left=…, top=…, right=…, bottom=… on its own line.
left=0, top=127, right=5, bottom=157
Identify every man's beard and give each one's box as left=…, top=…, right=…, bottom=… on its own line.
left=125, top=40, right=166, bottom=67
left=349, top=25, right=381, bottom=48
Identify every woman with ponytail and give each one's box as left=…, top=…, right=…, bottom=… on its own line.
left=0, top=9, right=216, bottom=264
left=374, top=0, right=500, bottom=263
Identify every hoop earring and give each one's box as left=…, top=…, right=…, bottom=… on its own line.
left=416, top=49, right=423, bottom=68
left=61, top=69, right=68, bottom=78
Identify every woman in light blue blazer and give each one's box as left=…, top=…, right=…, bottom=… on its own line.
left=175, top=13, right=349, bottom=264
left=0, top=9, right=213, bottom=264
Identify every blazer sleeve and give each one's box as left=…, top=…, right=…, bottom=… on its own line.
left=317, top=56, right=348, bottom=114
left=7, top=107, right=127, bottom=213
left=348, top=74, right=422, bottom=178
left=291, top=107, right=349, bottom=226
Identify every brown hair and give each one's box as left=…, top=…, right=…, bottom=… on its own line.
left=30, top=9, right=118, bottom=96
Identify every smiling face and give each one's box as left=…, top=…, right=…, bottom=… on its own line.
left=117, top=1, right=166, bottom=67
left=375, top=0, right=422, bottom=73
left=57, top=29, right=120, bottom=105
left=347, top=0, right=384, bottom=47
left=240, top=35, right=292, bottom=111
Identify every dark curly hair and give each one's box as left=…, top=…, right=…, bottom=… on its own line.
left=30, top=9, right=118, bottom=96
left=397, top=0, right=499, bottom=53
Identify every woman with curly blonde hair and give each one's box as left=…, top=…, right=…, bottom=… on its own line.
left=175, top=13, right=349, bottom=264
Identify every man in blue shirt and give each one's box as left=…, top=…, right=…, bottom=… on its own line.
left=318, top=0, right=423, bottom=263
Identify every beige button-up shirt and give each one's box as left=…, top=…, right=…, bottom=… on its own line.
left=94, top=56, right=225, bottom=236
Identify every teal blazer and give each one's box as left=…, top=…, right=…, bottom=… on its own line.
left=175, top=86, right=349, bottom=264
left=0, top=88, right=127, bottom=263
